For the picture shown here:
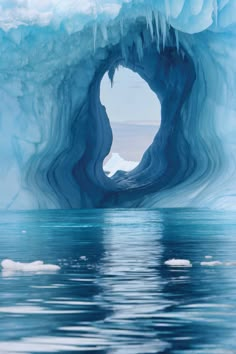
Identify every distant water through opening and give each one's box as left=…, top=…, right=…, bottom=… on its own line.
left=100, top=67, right=161, bottom=177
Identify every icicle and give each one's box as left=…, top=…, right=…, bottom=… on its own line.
left=108, top=66, right=116, bottom=87
left=213, top=0, right=218, bottom=26
left=93, top=22, right=97, bottom=53
left=159, top=14, right=167, bottom=50
left=153, top=11, right=160, bottom=52
left=145, top=9, right=154, bottom=40
left=120, top=18, right=124, bottom=37
left=135, top=35, right=144, bottom=62
left=180, top=48, right=185, bottom=60
left=120, top=40, right=128, bottom=63
left=100, top=23, right=108, bottom=42
left=142, top=28, right=152, bottom=50
left=165, top=0, right=170, bottom=19
left=175, top=29, right=179, bottom=53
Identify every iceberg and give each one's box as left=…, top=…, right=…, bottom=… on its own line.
left=0, top=1, right=236, bottom=209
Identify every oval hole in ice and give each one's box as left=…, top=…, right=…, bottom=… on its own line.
left=100, top=67, right=161, bottom=177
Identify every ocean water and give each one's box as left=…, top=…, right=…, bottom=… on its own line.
left=0, top=209, right=236, bottom=353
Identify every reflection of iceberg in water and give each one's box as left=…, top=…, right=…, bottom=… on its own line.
left=97, top=209, right=171, bottom=353
left=0, top=1, right=236, bottom=209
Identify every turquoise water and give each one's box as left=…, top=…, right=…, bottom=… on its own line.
left=0, top=209, right=236, bottom=353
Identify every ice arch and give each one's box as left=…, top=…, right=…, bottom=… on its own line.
left=0, top=1, right=236, bottom=210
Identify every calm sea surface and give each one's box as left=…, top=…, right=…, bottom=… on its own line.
left=0, top=208, right=235, bottom=353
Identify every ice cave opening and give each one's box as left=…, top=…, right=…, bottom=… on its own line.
left=100, top=67, right=161, bottom=178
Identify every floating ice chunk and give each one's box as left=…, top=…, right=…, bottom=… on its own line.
left=164, top=259, right=192, bottom=267
left=200, top=261, right=222, bottom=266
left=225, top=262, right=236, bottom=266
left=1, top=259, right=60, bottom=272
left=205, top=256, right=213, bottom=259
left=21, top=230, right=27, bottom=234
left=80, top=256, right=87, bottom=261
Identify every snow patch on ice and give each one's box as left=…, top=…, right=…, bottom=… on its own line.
left=1, top=259, right=60, bottom=272
left=0, top=0, right=122, bottom=31
left=104, top=153, right=139, bottom=177
left=164, top=259, right=192, bottom=267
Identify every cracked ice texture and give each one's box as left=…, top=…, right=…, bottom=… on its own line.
left=0, top=1, right=236, bottom=209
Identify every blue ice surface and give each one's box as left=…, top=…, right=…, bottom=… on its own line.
left=0, top=1, right=236, bottom=210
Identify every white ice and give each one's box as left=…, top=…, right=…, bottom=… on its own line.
left=164, top=259, right=192, bottom=267
left=104, top=153, right=139, bottom=177
left=0, top=0, right=122, bottom=31
left=200, top=261, right=222, bottom=266
left=1, top=259, right=60, bottom=272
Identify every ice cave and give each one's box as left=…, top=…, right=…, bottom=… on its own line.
left=0, top=0, right=236, bottom=210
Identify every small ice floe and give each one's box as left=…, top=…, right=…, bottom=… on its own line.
left=1, top=259, right=60, bottom=272
left=205, top=256, right=213, bottom=259
left=164, top=259, right=192, bottom=267
left=21, top=230, right=27, bottom=234
left=80, top=256, right=87, bottom=261
left=200, top=261, right=222, bottom=266
left=225, top=262, right=236, bottom=266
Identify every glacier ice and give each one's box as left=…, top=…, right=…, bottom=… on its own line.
left=0, top=0, right=236, bottom=209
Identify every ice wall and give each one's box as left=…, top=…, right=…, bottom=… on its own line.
left=0, top=0, right=236, bottom=209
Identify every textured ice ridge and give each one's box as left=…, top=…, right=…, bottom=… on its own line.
left=0, top=1, right=236, bottom=209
